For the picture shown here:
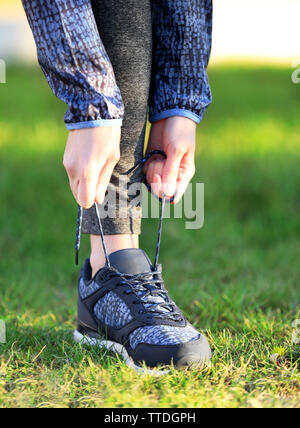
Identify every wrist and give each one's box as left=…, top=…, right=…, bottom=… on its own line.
left=166, top=116, right=196, bottom=128
left=66, top=118, right=123, bottom=131
left=150, top=109, right=200, bottom=125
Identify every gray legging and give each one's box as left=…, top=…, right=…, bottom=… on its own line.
left=81, top=0, right=152, bottom=236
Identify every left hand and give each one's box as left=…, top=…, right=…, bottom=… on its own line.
left=144, top=116, right=196, bottom=203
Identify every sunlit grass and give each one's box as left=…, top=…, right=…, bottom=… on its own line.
left=0, top=64, right=299, bottom=408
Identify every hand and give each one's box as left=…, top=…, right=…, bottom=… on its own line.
left=145, top=116, right=196, bottom=203
left=63, top=127, right=121, bottom=208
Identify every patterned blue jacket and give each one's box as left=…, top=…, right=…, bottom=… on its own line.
left=22, top=0, right=212, bottom=130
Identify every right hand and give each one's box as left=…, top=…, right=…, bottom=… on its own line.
left=63, top=126, right=121, bottom=208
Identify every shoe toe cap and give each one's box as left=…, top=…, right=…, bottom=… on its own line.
left=131, top=333, right=212, bottom=369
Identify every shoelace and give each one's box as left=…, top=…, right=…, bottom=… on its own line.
left=75, top=151, right=181, bottom=320
left=119, top=272, right=182, bottom=321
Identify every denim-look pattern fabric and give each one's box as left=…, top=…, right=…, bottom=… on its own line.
left=93, top=291, right=134, bottom=329
left=21, top=0, right=124, bottom=128
left=22, top=0, right=212, bottom=129
left=78, top=277, right=101, bottom=300
left=149, top=0, right=213, bottom=124
left=129, top=323, right=200, bottom=350
left=79, top=278, right=200, bottom=349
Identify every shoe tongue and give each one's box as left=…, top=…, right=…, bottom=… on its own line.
left=108, top=248, right=152, bottom=275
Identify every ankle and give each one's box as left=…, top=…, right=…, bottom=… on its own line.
left=90, top=234, right=139, bottom=277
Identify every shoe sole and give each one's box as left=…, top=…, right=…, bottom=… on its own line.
left=73, top=329, right=170, bottom=376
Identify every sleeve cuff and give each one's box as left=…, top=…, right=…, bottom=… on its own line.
left=66, top=118, right=123, bottom=131
left=149, top=108, right=204, bottom=125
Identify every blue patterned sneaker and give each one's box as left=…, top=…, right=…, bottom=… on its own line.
left=74, top=248, right=211, bottom=373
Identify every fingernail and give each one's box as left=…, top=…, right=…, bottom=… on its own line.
left=164, top=183, right=176, bottom=196
left=151, top=182, right=161, bottom=198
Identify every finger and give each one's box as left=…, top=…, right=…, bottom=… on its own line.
left=152, top=173, right=162, bottom=199
left=146, top=159, right=164, bottom=198
left=162, top=150, right=184, bottom=197
left=77, top=166, right=101, bottom=209
left=173, top=175, right=189, bottom=204
left=173, top=154, right=195, bottom=204
left=95, top=160, right=115, bottom=204
left=143, top=153, right=164, bottom=175
left=69, top=177, right=80, bottom=203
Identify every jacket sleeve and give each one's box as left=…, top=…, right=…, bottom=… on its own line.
left=149, top=0, right=212, bottom=125
left=21, top=0, right=124, bottom=130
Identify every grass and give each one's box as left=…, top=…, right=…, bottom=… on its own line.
left=0, top=64, right=299, bottom=408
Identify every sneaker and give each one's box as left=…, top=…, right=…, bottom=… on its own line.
left=74, top=248, right=211, bottom=374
